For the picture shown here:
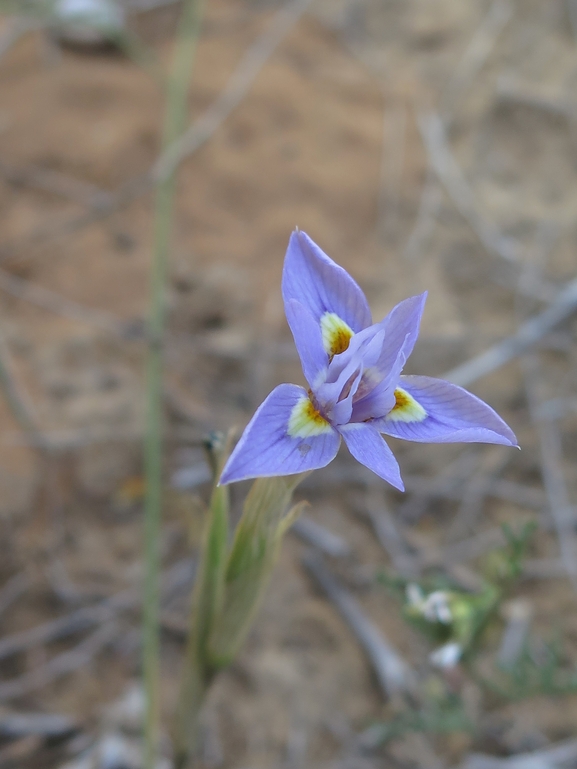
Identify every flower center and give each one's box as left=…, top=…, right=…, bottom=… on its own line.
left=320, top=312, right=354, bottom=358
left=386, top=387, right=427, bottom=422
left=287, top=395, right=333, bottom=438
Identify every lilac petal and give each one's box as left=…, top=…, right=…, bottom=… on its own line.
left=282, top=231, right=372, bottom=333
left=339, top=423, right=404, bottom=490
left=376, top=376, right=518, bottom=446
left=341, top=294, right=426, bottom=423
left=323, top=323, right=381, bottom=385
left=285, top=299, right=328, bottom=388
left=329, top=365, right=364, bottom=425
left=315, top=349, right=365, bottom=424
left=220, top=384, right=340, bottom=484
left=373, top=293, right=427, bottom=375
left=350, top=332, right=409, bottom=422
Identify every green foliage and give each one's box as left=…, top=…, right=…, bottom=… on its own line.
left=207, top=473, right=306, bottom=667
left=480, top=629, right=577, bottom=701
left=363, top=696, right=473, bottom=746
left=174, top=437, right=307, bottom=769
left=379, top=522, right=536, bottom=662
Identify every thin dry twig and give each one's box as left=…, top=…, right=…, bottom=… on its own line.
left=0, top=267, right=128, bottom=335
left=0, top=333, right=47, bottom=449
left=0, top=573, right=28, bottom=621
left=361, top=484, right=418, bottom=578
left=398, top=450, right=481, bottom=523
left=464, top=738, right=577, bottom=769
left=447, top=447, right=510, bottom=540
left=403, top=171, right=442, bottom=263
left=437, top=527, right=505, bottom=566
left=522, top=558, right=568, bottom=580
left=0, top=621, right=119, bottom=701
left=522, top=354, right=577, bottom=590
left=152, top=0, right=314, bottom=183
left=0, top=17, right=40, bottom=62
left=440, top=0, right=515, bottom=116
left=418, top=110, right=521, bottom=264
left=498, top=599, right=532, bottom=667
left=496, top=74, right=577, bottom=119
left=377, top=98, right=407, bottom=243
left=0, top=161, right=114, bottom=209
left=404, top=0, right=515, bottom=265
left=0, top=558, right=194, bottom=663
left=443, top=275, right=577, bottom=387
left=122, top=0, right=180, bottom=9
left=302, top=552, right=417, bottom=701
left=291, top=517, right=351, bottom=559
left=0, top=712, right=77, bottom=739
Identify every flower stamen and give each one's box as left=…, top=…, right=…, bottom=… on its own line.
left=386, top=387, right=427, bottom=423
left=320, top=312, right=354, bottom=357
left=288, top=396, right=333, bottom=438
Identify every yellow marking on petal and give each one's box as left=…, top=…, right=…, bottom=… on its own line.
left=386, top=387, right=427, bottom=423
left=320, top=312, right=354, bottom=357
left=288, top=396, right=332, bottom=438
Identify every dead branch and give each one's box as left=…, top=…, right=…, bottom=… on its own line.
left=0, top=161, right=114, bottom=209
left=302, top=552, right=418, bottom=702
left=0, top=267, right=127, bottom=335
left=0, top=622, right=118, bottom=701
left=443, top=275, right=577, bottom=387
left=418, top=111, right=521, bottom=264
left=498, top=599, right=532, bottom=667
left=441, top=0, right=515, bottom=117
left=291, top=517, right=352, bottom=559
left=0, top=333, right=47, bottom=450
left=522, top=354, right=577, bottom=590
left=0, top=712, right=77, bottom=739
left=0, top=558, right=194, bottom=662
left=464, top=738, right=577, bottom=768
left=152, top=0, right=314, bottom=183
left=0, top=574, right=28, bottom=621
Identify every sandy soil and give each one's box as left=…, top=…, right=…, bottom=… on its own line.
left=0, top=0, right=576, bottom=767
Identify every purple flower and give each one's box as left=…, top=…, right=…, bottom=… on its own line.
left=220, top=231, right=517, bottom=490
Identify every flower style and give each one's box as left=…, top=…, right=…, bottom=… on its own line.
left=220, top=231, right=517, bottom=490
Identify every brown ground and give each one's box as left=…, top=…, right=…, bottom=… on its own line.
left=0, top=0, right=576, bottom=767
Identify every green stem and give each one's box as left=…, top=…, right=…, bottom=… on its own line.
left=143, top=2, right=206, bottom=768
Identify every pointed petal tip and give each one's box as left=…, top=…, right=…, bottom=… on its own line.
left=217, top=384, right=341, bottom=484
left=380, top=376, right=520, bottom=448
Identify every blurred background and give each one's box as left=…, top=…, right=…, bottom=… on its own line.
left=0, top=0, right=576, bottom=767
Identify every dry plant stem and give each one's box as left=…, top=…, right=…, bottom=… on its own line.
left=0, top=267, right=125, bottom=334
left=0, top=559, right=193, bottom=670
left=440, top=0, right=514, bottom=116
left=143, top=0, right=205, bottom=766
left=404, top=0, right=513, bottom=265
left=464, top=737, right=577, bottom=769
left=418, top=111, right=521, bottom=265
left=0, top=334, right=46, bottom=451
left=302, top=552, right=417, bottom=702
left=0, top=0, right=310, bottom=270
left=0, top=622, right=119, bottom=701
left=0, top=16, right=39, bottom=61
left=152, top=0, right=313, bottom=183
left=0, top=573, right=28, bottom=621
left=522, top=354, right=577, bottom=590
left=291, top=516, right=351, bottom=558
left=443, top=275, right=577, bottom=387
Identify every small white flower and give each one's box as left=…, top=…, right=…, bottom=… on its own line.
left=407, top=585, right=453, bottom=625
left=421, top=590, right=453, bottom=624
left=406, top=582, right=425, bottom=607
left=54, top=0, right=124, bottom=29
left=430, top=642, right=462, bottom=669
